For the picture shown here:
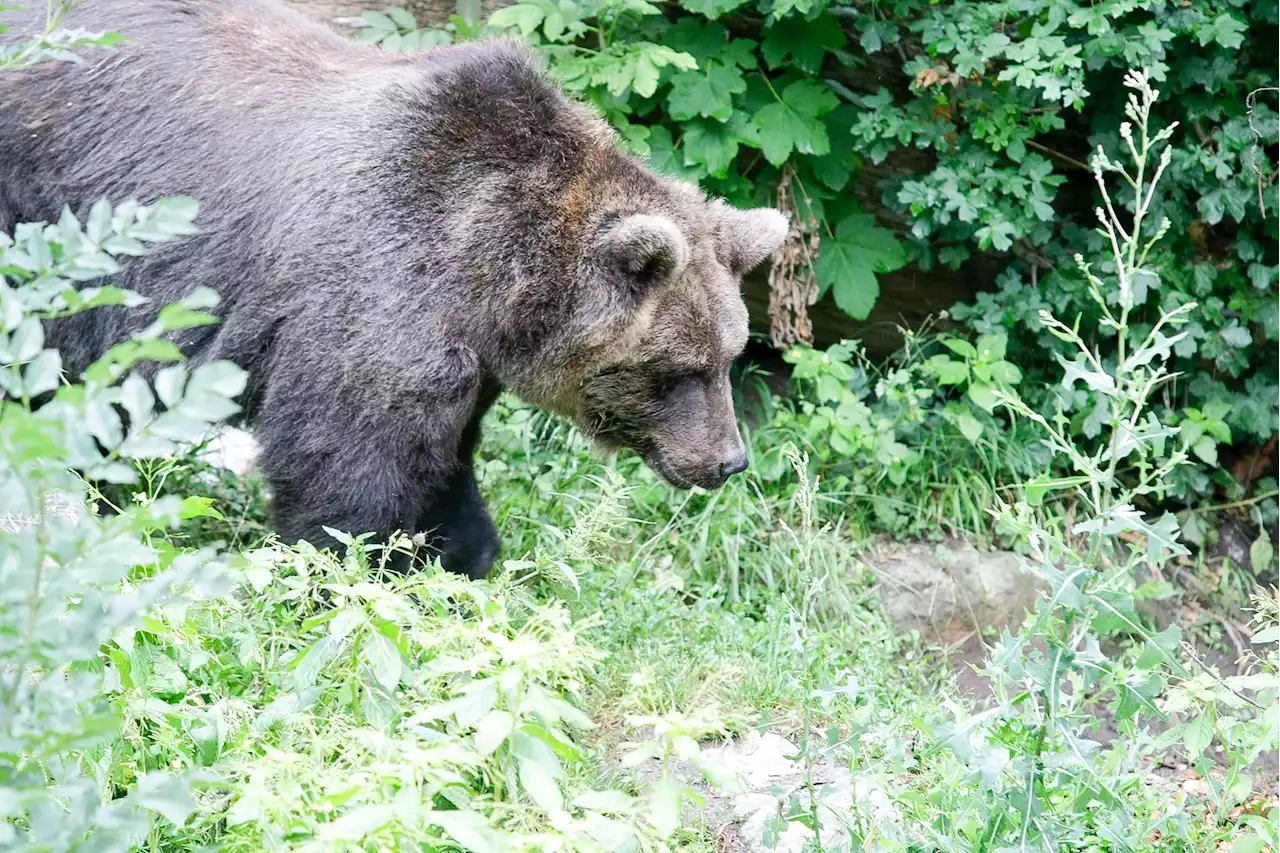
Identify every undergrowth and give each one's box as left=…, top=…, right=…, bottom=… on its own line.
left=0, top=5, right=1276, bottom=853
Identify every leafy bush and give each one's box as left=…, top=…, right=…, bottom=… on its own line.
left=0, top=195, right=250, bottom=846
left=757, top=68, right=1279, bottom=853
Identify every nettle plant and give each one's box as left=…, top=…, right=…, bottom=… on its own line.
left=0, top=197, right=248, bottom=849
left=834, top=70, right=1278, bottom=853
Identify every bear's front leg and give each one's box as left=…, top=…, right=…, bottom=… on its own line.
left=255, top=336, right=489, bottom=576
left=412, top=378, right=502, bottom=579
left=415, top=464, right=499, bottom=579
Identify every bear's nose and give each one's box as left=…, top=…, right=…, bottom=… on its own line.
left=718, top=455, right=749, bottom=479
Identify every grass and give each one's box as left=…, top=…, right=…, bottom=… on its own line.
left=18, top=361, right=1278, bottom=853
left=87, top=381, right=975, bottom=850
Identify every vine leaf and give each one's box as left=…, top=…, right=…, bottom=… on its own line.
left=761, top=15, right=846, bottom=74
left=677, top=0, right=750, bottom=21
left=753, top=80, right=838, bottom=165
left=646, top=127, right=701, bottom=181
left=681, top=119, right=739, bottom=176
left=814, top=214, right=907, bottom=320
left=667, top=62, right=746, bottom=121
left=597, top=44, right=696, bottom=99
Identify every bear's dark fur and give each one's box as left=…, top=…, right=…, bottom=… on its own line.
left=0, top=0, right=788, bottom=578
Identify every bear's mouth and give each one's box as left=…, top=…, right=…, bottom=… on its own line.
left=643, top=448, right=698, bottom=490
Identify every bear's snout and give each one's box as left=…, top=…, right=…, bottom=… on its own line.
left=645, top=438, right=749, bottom=491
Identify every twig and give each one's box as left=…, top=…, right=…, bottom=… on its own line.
left=1025, top=139, right=1090, bottom=171
left=1245, top=87, right=1279, bottom=218
left=1198, top=489, right=1280, bottom=515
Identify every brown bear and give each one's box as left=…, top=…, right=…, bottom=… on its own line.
left=0, top=0, right=788, bottom=578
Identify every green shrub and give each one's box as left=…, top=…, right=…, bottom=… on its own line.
left=0, top=194, right=250, bottom=846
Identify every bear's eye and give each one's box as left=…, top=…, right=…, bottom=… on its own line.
left=659, top=373, right=703, bottom=397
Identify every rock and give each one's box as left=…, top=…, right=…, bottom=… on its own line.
left=870, top=539, right=1046, bottom=644
left=700, top=732, right=863, bottom=853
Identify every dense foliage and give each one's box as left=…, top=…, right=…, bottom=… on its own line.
left=360, top=0, right=1278, bottom=510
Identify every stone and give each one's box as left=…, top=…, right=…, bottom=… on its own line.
left=702, top=732, right=851, bottom=853
left=870, top=539, right=1047, bottom=644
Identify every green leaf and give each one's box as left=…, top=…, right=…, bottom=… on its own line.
left=942, top=339, right=978, bottom=359
left=859, top=20, right=898, bottom=54
left=813, top=105, right=860, bottom=191
left=928, top=355, right=969, bottom=385
left=1254, top=625, right=1280, bottom=645
left=649, top=775, right=681, bottom=838
left=322, top=805, right=396, bottom=840
left=677, top=0, right=749, bottom=20
left=953, top=410, right=984, bottom=443
left=1191, top=435, right=1218, bottom=465
left=989, top=360, right=1022, bottom=385
left=1250, top=532, right=1275, bottom=577
left=1023, top=474, right=1091, bottom=507
left=681, top=120, right=740, bottom=177
left=1056, top=353, right=1120, bottom=397
left=487, top=3, right=544, bottom=35
left=1247, top=262, right=1276, bottom=290
left=1074, top=507, right=1190, bottom=564
left=1231, top=833, right=1269, bottom=853
left=761, top=15, right=846, bottom=75
left=291, top=634, right=338, bottom=690
left=646, top=127, right=702, bottom=182
left=474, top=709, right=514, bottom=756
left=187, top=361, right=247, bottom=399
left=22, top=349, right=62, bottom=397
left=1197, top=13, right=1248, bottom=49
left=362, top=631, right=403, bottom=692
left=975, top=333, right=1007, bottom=363
left=178, top=495, right=224, bottom=521
left=1221, top=323, right=1252, bottom=348
left=667, top=63, right=745, bottom=122
left=813, top=214, right=906, bottom=320
left=132, top=773, right=196, bottom=826
left=753, top=80, right=839, bottom=165
left=385, top=6, right=418, bottom=29
left=431, top=811, right=507, bottom=853
left=602, top=44, right=697, bottom=99
left=360, top=10, right=398, bottom=33
left=519, top=757, right=565, bottom=813
left=1182, top=714, right=1213, bottom=759
left=967, top=383, right=999, bottom=413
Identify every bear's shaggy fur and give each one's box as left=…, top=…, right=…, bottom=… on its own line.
left=0, top=0, right=788, bottom=578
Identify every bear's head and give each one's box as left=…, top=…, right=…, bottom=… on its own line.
left=420, top=45, right=789, bottom=490
left=553, top=182, right=788, bottom=491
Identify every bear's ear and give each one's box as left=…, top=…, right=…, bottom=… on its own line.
left=717, top=206, right=789, bottom=275
left=600, top=214, right=690, bottom=290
